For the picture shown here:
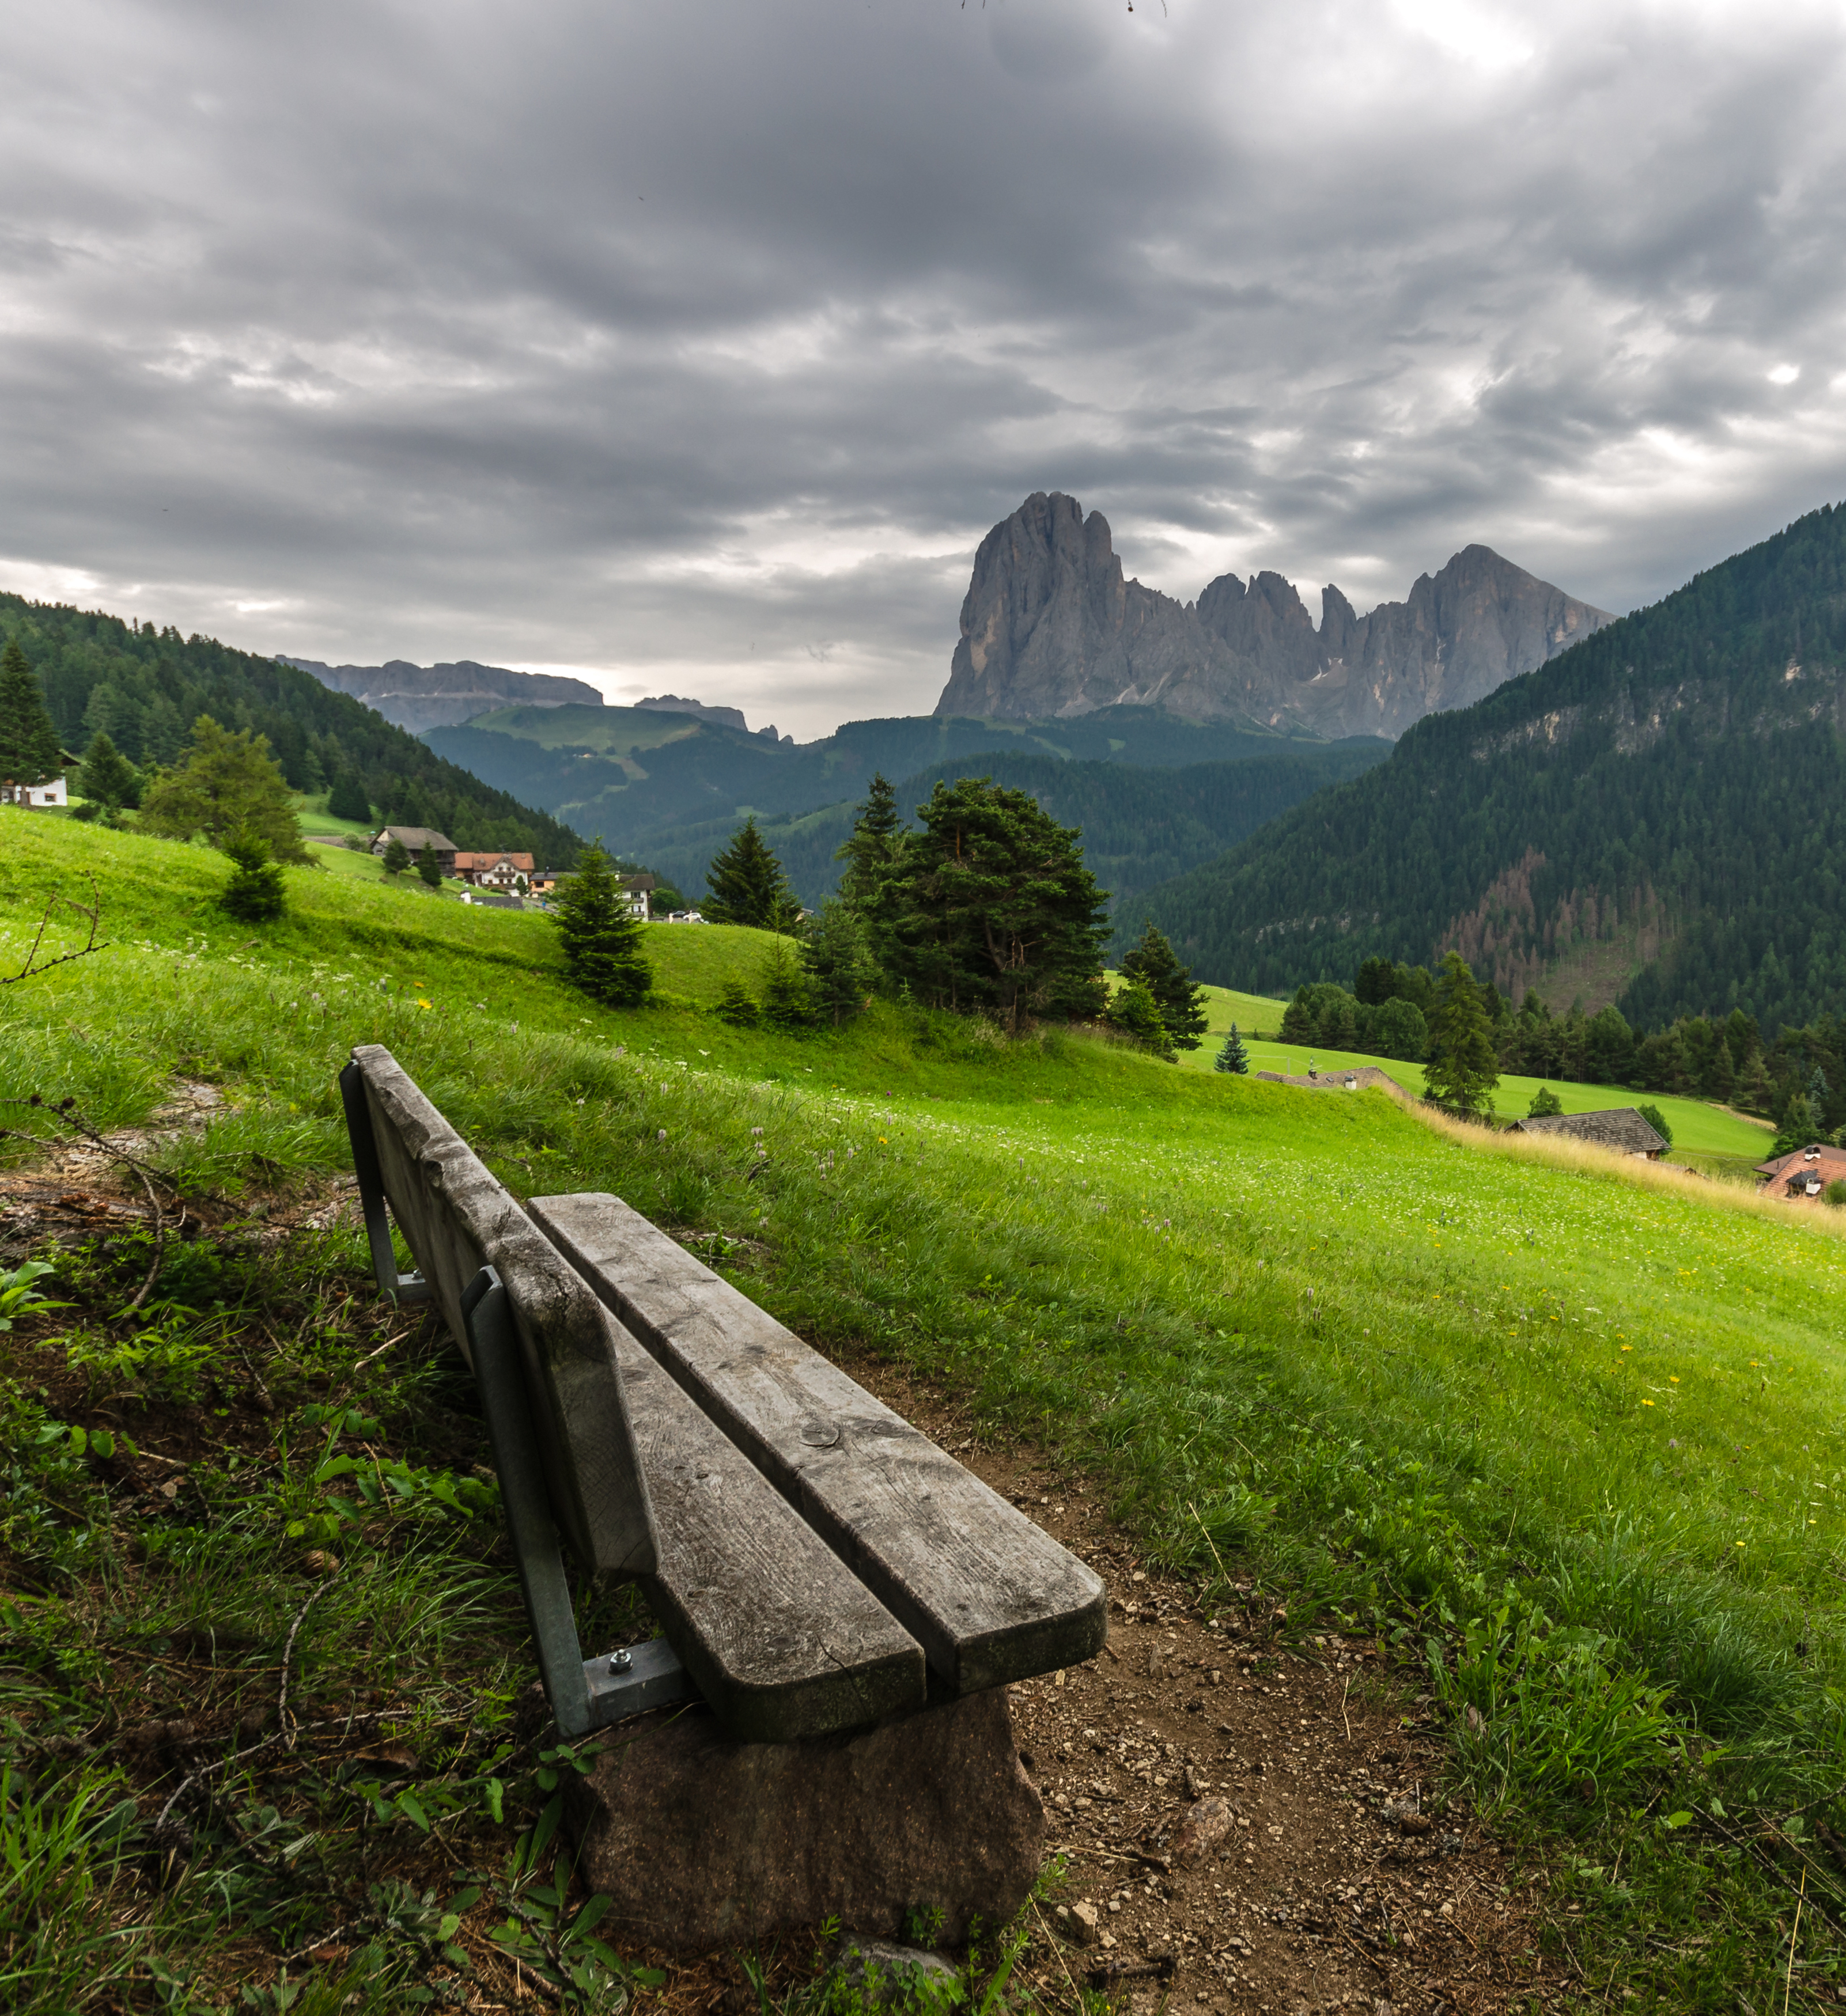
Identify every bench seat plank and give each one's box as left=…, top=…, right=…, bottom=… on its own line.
left=612, top=1326, right=928, bottom=1741
left=529, top=1192, right=1108, bottom=1695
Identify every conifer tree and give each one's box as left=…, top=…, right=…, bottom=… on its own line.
left=1527, top=1085, right=1563, bottom=1117
left=1119, top=920, right=1209, bottom=1049
left=220, top=827, right=288, bottom=924
left=705, top=818, right=798, bottom=930
left=836, top=772, right=903, bottom=911
left=801, top=900, right=876, bottom=1025
left=760, top=935, right=820, bottom=1030
left=1772, top=1093, right=1819, bottom=1158
left=877, top=776, right=1109, bottom=1032
left=327, top=770, right=371, bottom=823
left=417, top=841, right=443, bottom=890
left=551, top=842, right=651, bottom=1007
left=1106, top=977, right=1175, bottom=1059
left=1636, top=1101, right=1674, bottom=1148
left=0, top=639, right=63, bottom=785
left=78, top=732, right=141, bottom=810
left=1213, top=1022, right=1250, bottom=1073
left=1424, top=951, right=1500, bottom=1116
left=381, top=834, right=412, bottom=879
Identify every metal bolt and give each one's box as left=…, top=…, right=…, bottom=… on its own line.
left=608, top=1649, right=633, bottom=1674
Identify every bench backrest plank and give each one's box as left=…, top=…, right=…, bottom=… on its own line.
left=351, top=1048, right=925, bottom=1741
left=529, top=1191, right=1108, bottom=1694
left=349, top=1045, right=657, bottom=1579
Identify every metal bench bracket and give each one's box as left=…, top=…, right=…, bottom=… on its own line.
left=339, top=1060, right=432, bottom=1305
left=460, top=1265, right=696, bottom=1740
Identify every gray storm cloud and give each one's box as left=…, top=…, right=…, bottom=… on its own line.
left=4, top=0, right=1845, bottom=738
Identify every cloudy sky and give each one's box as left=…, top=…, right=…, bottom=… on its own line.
left=6, top=0, right=1846, bottom=740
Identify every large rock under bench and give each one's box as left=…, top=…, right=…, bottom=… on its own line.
left=562, top=1688, right=1042, bottom=1953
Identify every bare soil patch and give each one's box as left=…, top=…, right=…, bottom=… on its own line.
left=841, top=1358, right=1565, bottom=2016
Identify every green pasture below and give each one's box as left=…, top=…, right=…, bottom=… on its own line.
left=5, top=808, right=1844, bottom=2005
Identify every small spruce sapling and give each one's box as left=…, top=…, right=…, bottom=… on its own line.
left=716, top=977, right=761, bottom=1027
left=760, top=937, right=820, bottom=1030
left=551, top=843, right=652, bottom=1007
left=1214, top=1022, right=1250, bottom=1074
left=801, top=900, right=876, bottom=1025
left=417, top=841, right=443, bottom=890
left=381, top=834, right=412, bottom=880
left=220, top=826, right=288, bottom=923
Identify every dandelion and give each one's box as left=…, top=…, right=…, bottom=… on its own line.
left=417, top=998, right=432, bottom=1010
left=1669, top=1375, right=1679, bottom=1384
left=1643, top=1399, right=1655, bottom=1407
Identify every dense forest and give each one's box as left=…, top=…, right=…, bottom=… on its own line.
left=1139, top=501, right=1846, bottom=1034
left=640, top=741, right=1389, bottom=917
left=1, top=593, right=584, bottom=864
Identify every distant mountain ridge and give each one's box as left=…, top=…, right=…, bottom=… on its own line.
left=282, top=657, right=603, bottom=735
left=936, top=491, right=1614, bottom=739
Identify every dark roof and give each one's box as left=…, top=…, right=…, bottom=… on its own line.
left=1508, top=1108, right=1667, bottom=1153
left=373, top=825, right=456, bottom=852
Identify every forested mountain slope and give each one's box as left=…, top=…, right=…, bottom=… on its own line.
left=641, top=740, right=1389, bottom=915
left=1138, top=501, right=1846, bottom=1032
left=428, top=700, right=1352, bottom=861
left=2, top=595, right=584, bottom=863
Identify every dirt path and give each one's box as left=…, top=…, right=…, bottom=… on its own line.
left=852, top=1359, right=1564, bottom=2016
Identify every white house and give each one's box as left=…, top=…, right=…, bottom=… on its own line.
left=0, top=774, right=68, bottom=808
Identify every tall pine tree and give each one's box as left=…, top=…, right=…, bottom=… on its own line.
left=705, top=818, right=798, bottom=929
left=1119, top=920, right=1209, bottom=1050
left=552, top=843, right=652, bottom=1006
left=836, top=772, right=903, bottom=910
left=0, top=639, right=63, bottom=785
left=1424, top=951, right=1501, bottom=1116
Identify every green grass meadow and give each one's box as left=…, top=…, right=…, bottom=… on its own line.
left=5, top=809, right=1845, bottom=2009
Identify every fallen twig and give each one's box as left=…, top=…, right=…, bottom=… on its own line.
left=1, top=873, right=106, bottom=987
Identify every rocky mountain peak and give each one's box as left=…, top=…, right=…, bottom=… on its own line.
left=935, top=495, right=1614, bottom=739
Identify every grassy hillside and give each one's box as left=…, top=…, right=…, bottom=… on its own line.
left=5, top=809, right=1844, bottom=2007
left=1140, top=498, right=1846, bottom=1033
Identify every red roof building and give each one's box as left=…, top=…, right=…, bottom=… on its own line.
left=1754, top=1142, right=1846, bottom=1203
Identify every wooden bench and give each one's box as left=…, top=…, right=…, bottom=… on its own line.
left=341, top=1043, right=1106, bottom=1745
